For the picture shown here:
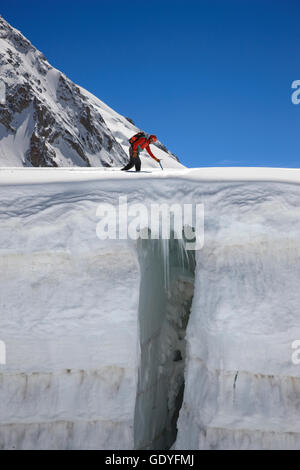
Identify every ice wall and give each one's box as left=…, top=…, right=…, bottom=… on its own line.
left=0, top=185, right=140, bottom=449
left=2, top=168, right=300, bottom=450
left=174, top=181, right=300, bottom=450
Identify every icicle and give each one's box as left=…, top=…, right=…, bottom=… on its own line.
left=177, top=236, right=189, bottom=271
left=161, top=237, right=170, bottom=291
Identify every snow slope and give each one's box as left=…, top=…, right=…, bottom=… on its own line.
left=1, top=167, right=300, bottom=449
left=0, top=15, right=182, bottom=169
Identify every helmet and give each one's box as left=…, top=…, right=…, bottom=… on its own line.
left=149, top=134, right=157, bottom=142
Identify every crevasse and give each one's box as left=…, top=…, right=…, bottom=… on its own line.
left=134, top=234, right=195, bottom=449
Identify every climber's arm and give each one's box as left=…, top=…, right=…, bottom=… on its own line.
left=145, top=144, right=159, bottom=162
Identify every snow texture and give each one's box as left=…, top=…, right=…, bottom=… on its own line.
left=1, top=167, right=300, bottom=449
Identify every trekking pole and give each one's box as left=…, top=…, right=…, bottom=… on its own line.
left=158, top=160, right=163, bottom=170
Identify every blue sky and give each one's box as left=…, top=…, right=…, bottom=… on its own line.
left=1, top=0, right=300, bottom=168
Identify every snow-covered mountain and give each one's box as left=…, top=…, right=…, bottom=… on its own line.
left=0, top=15, right=182, bottom=168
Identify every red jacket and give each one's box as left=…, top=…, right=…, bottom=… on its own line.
left=132, top=137, right=159, bottom=162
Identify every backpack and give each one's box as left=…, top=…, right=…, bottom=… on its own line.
left=129, top=132, right=148, bottom=145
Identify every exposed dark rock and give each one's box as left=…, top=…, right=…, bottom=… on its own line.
left=26, top=132, right=58, bottom=167
left=125, top=117, right=135, bottom=125
left=0, top=105, right=14, bottom=132
left=7, top=83, right=32, bottom=113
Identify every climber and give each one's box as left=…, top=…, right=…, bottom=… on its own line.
left=121, top=133, right=161, bottom=172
